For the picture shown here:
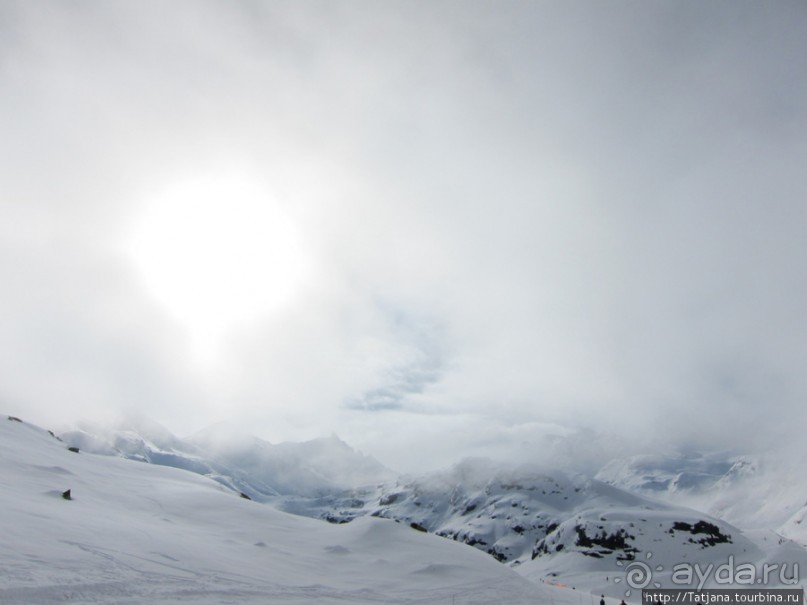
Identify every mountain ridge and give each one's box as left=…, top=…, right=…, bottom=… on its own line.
left=57, top=415, right=807, bottom=592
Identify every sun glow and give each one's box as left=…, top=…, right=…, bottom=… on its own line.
left=127, top=174, right=310, bottom=362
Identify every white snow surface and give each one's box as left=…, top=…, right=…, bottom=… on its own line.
left=0, top=416, right=555, bottom=604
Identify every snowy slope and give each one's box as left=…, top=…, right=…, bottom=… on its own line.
left=516, top=484, right=807, bottom=597
left=596, top=450, right=807, bottom=543
left=0, top=415, right=555, bottom=605
left=287, top=458, right=807, bottom=599
left=518, top=511, right=807, bottom=598
left=303, top=459, right=596, bottom=563
left=779, top=505, right=807, bottom=547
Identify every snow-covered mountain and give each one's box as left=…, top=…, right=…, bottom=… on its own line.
left=0, top=414, right=555, bottom=604
left=61, top=416, right=394, bottom=499
left=57, top=415, right=807, bottom=597
left=286, top=458, right=602, bottom=563
left=188, top=423, right=395, bottom=496
left=595, top=450, right=807, bottom=547
left=286, top=457, right=807, bottom=595
left=595, top=451, right=759, bottom=496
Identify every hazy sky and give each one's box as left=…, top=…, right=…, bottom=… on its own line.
left=2, top=1, right=806, bottom=472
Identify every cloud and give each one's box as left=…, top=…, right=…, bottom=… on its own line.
left=2, top=1, right=806, bottom=470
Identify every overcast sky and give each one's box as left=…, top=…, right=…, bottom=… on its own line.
left=2, top=1, right=806, bottom=472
